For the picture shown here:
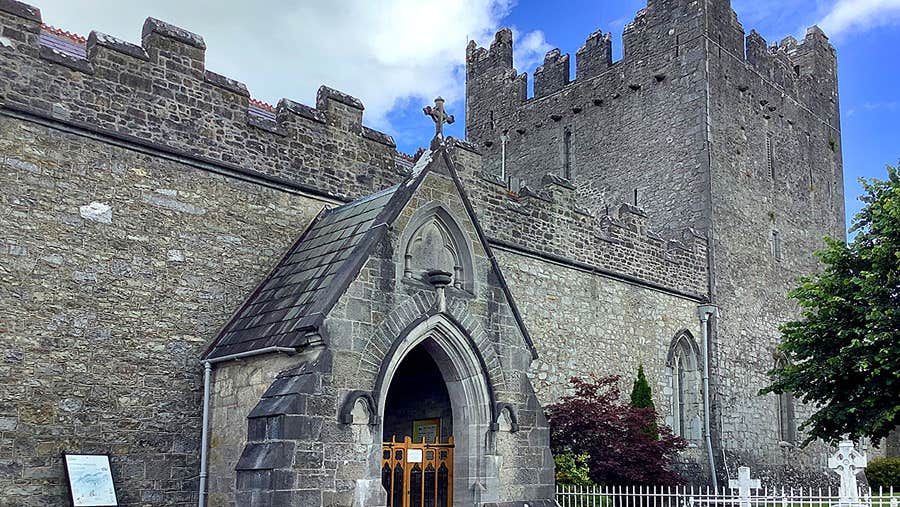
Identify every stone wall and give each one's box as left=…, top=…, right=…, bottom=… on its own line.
left=705, top=25, right=844, bottom=483
left=495, top=249, right=709, bottom=475
left=496, top=251, right=701, bottom=407
left=449, top=141, right=710, bottom=300
left=0, top=115, right=325, bottom=506
left=206, top=352, right=308, bottom=506
left=0, top=1, right=401, bottom=203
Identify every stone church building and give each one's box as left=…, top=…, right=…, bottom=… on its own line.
left=0, top=0, right=847, bottom=505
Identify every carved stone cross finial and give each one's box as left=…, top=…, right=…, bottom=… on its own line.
left=829, top=439, right=867, bottom=505
left=423, top=96, right=455, bottom=141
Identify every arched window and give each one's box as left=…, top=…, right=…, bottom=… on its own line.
left=674, top=353, right=686, bottom=434
left=775, top=355, right=796, bottom=443
left=666, top=330, right=702, bottom=443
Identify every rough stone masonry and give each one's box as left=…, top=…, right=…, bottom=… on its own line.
left=0, top=0, right=860, bottom=504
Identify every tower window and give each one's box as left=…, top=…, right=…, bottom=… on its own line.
left=766, top=133, right=775, bottom=179
left=562, top=128, right=572, bottom=179
left=772, top=230, right=782, bottom=261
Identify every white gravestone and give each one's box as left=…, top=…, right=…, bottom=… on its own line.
left=828, top=439, right=867, bottom=506
left=729, top=466, right=761, bottom=507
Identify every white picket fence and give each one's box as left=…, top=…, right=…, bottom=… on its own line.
left=556, top=484, right=899, bottom=507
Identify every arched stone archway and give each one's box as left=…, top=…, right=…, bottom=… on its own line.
left=375, top=313, right=496, bottom=506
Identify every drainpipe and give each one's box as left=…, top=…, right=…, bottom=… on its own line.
left=698, top=305, right=719, bottom=490
left=197, top=346, right=297, bottom=507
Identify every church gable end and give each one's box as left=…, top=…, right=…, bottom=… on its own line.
left=208, top=145, right=553, bottom=505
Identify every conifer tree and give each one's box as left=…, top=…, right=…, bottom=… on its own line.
left=630, top=365, right=659, bottom=439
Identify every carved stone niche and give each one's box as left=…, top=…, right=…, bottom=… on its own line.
left=401, top=204, right=474, bottom=293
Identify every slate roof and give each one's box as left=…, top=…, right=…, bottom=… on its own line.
left=204, top=145, right=538, bottom=361
left=205, top=184, right=401, bottom=359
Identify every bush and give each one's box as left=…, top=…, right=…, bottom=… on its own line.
left=555, top=453, right=594, bottom=486
left=547, top=375, right=686, bottom=485
left=867, top=457, right=900, bottom=490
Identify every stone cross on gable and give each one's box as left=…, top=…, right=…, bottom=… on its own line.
left=729, top=466, right=760, bottom=507
left=423, top=96, right=455, bottom=142
left=829, top=439, right=867, bottom=505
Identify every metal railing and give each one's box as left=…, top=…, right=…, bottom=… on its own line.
left=556, top=484, right=899, bottom=507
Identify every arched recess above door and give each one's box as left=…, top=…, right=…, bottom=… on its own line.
left=399, top=203, right=475, bottom=294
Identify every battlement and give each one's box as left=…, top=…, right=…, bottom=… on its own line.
left=744, top=27, right=838, bottom=115
left=0, top=0, right=401, bottom=200
left=486, top=171, right=709, bottom=297
left=465, top=1, right=836, bottom=115
left=466, top=27, right=514, bottom=77
left=534, top=49, right=570, bottom=98
left=465, top=0, right=839, bottom=235
left=575, top=30, right=612, bottom=81
left=446, top=139, right=709, bottom=298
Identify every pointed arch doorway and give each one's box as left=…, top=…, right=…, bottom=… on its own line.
left=381, top=344, right=454, bottom=507
left=377, top=315, right=495, bottom=507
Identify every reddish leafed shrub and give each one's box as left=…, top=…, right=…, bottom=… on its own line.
left=547, top=375, right=687, bottom=485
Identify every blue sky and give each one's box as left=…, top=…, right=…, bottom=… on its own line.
left=33, top=0, right=900, bottom=234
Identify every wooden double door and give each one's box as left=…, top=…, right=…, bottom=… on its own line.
left=381, top=436, right=453, bottom=507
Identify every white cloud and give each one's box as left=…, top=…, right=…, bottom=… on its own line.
left=32, top=0, right=549, bottom=131
left=818, top=0, right=900, bottom=36
left=512, top=28, right=552, bottom=71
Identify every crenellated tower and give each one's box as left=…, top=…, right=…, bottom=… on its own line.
left=466, top=0, right=845, bottom=484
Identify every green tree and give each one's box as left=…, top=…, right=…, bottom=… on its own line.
left=630, top=364, right=659, bottom=439
left=761, top=166, right=900, bottom=445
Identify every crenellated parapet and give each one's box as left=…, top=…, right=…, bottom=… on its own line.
left=0, top=0, right=401, bottom=201
left=465, top=0, right=836, bottom=128
left=446, top=139, right=709, bottom=298
left=487, top=172, right=709, bottom=298
left=465, top=27, right=514, bottom=78
left=465, top=0, right=840, bottom=231
left=743, top=27, right=838, bottom=124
